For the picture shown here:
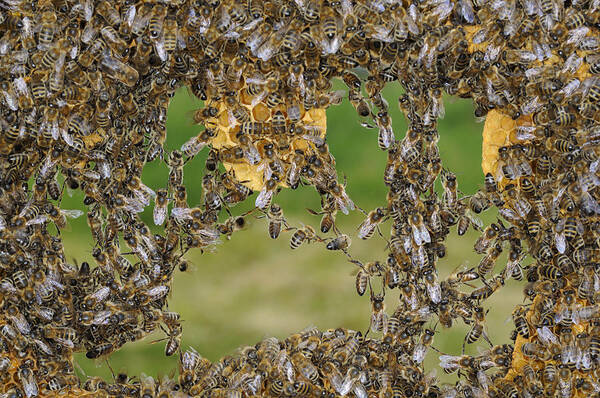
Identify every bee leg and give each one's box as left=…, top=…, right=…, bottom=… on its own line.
left=222, top=202, right=232, bottom=217
left=482, top=330, right=493, bottom=347
left=375, top=225, right=386, bottom=240
left=105, top=358, right=116, bottom=381
left=480, top=276, right=491, bottom=288
left=356, top=204, right=369, bottom=216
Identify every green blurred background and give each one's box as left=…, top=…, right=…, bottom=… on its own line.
left=60, top=81, right=525, bottom=384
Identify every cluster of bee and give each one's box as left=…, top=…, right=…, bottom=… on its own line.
left=1, top=0, right=600, bottom=396
left=172, top=329, right=513, bottom=398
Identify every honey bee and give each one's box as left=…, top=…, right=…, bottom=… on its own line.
left=375, top=111, right=395, bottom=150
left=326, top=234, right=351, bottom=251
left=217, top=215, right=247, bottom=239
left=369, top=289, right=386, bottom=333
left=255, top=178, right=278, bottom=210
left=307, top=195, right=338, bottom=234
left=263, top=203, right=283, bottom=239
left=358, top=207, right=387, bottom=240
left=44, top=326, right=77, bottom=349
left=290, top=225, right=319, bottom=249
left=441, top=170, right=458, bottom=210
left=101, top=26, right=129, bottom=57
left=474, top=224, right=499, bottom=254
left=18, top=364, right=38, bottom=398
left=477, top=243, right=502, bottom=278
left=412, top=329, right=435, bottom=363
left=100, top=55, right=139, bottom=87
left=152, top=189, right=169, bottom=226
left=37, top=2, right=57, bottom=49
left=163, top=17, right=178, bottom=52
left=409, top=213, right=431, bottom=246
left=471, top=274, right=504, bottom=301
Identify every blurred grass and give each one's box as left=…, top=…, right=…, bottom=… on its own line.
left=63, top=82, right=524, bottom=384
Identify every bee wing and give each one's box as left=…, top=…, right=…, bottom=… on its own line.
left=336, top=191, right=354, bottom=215
left=61, top=209, right=84, bottom=218
left=469, top=213, right=484, bottom=230
left=426, top=282, right=441, bottom=304
left=419, top=224, right=431, bottom=244
left=56, top=337, right=75, bottom=348
left=93, top=310, right=112, bottom=325
left=439, top=355, right=460, bottom=369
left=536, top=326, right=558, bottom=346
left=412, top=224, right=423, bottom=246
left=9, top=313, right=30, bottom=335
left=378, top=125, right=395, bottom=149
left=197, top=227, right=221, bottom=246
left=555, top=232, right=566, bottom=254
left=154, top=205, right=167, bottom=225
left=255, top=188, right=273, bottom=210
left=357, top=219, right=373, bottom=239
left=171, top=207, right=192, bottom=220
left=412, top=343, right=427, bottom=364
left=26, top=214, right=48, bottom=226
left=19, top=370, right=38, bottom=398
left=91, top=286, right=110, bottom=302
left=146, top=285, right=169, bottom=300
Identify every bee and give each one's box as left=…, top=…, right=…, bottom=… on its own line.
left=477, top=243, right=502, bottom=278
left=41, top=38, right=68, bottom=69
left=358, top=207, right=387, bottom=240
left=375, top=111, right=395, bottom=150
left=82, top=286, right=110, bottom=309
left=326, top=234, right=351, bottom=251
left=369, top=289, right=386, bottom=333
left=163, top=17, right=177, bottom=52
left=163, top=324, right=182, bottom=357
left=148, top=4, right=166, bottom=40
left=18, top=364, right=38, bottom=398
left=101, top=54, right=139, bottom=87
left=6, top=305, right=30, bottom=335
left=474, top=224, right=499, bottom=254
left=153, top=189, right=169, bottom=226
left=441, top=170, right=458, bottom=210
left=469, top=191, right=491, bottom=214
left=409, top=213, right=431, bottom=246
left=307, top=195, right=338, bottom=235
left=471, top=274, right=504, bottom=301
left=355, top=268, right=369, bottom=297
left=101, top=26, right=129, bottom=56
left=44, top=326, right=77, bottom=348
left=45, top=204, right=83, bottom=229
left=178, top=347, right=202, bottom=388
left=303, top=0, right=321, bottom=23
left=463, top=306, right=490, bottom=351
left=167, top=150, right=184, bottom=189
left=412, top=328, right=435, bottom=364
left=140, top=374, right=156, bottom=397
left=96, top=0, right=121, bottom=26
left=86, top=342, right=115, bottom=359
left=423, top=266, right=441, bottom=303
left=37, top=3, right=57, bottom=49
left=446, top=266, right=479, bottom=287
left=290, top=225, right=319, bottom=249
left=320, top=9, right=340, bottom=54
left=558, top=366, right=572, bottom=398
left=513, top=306, right=530, bottom=339
left=255, top=178, right=278, bottom=210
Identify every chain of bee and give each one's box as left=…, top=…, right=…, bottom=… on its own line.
left=1, top=0, right=600, bottom=397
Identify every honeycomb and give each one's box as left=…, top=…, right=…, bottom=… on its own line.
left=1, top=0, right=600, bottom=397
